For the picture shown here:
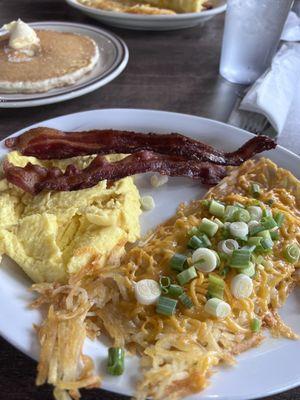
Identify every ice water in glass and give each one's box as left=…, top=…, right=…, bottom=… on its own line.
left=220, top=0, right=294, bottom=84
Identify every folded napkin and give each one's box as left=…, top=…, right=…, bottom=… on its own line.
left=238, top=9, right=300, bottom=136
left=239, top=43, right=300, bottom=135
left=281, top=11, right=300, bottom=41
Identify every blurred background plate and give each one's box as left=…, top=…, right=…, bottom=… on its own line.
left=0, top=21, right=128, bottom=108
left=65, top=0, right=227, bottom=30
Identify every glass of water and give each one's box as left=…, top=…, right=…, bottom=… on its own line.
left=220, top=0, right=294, bottom=84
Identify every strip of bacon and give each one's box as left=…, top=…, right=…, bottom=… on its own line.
left=3, top=151, right=227, bottom=195
left=5, top=127, right=276, bottom=165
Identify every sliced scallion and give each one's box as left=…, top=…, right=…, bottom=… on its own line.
left=236, top=209, right=251, bottom=223
left=261, top=216, right=277, bottom=230
left=270, top=229, right=280, bottom=241
left=209, top=200, right=225, bottom=218
left=230, top=249, right=251, bottom=269
left=250, top=317, right=261, bottom=333
left=188, top=226, right=198, bottom=237
left=240, top=262, right=255, bottom=277
left=159, top=276, right=171, bottom=293
left=262, top=208, right=272, bottom=218
left=208, top=274, right=225, bottom=299
left=260, top=238, right=274, bottom=250
left=224, top=205, right=239, bottom=222
left=258, top=230, right=272, bottom=241
left=213, top=218, right=224, bottom=228
left=156, top=296, right=177, bottom=316
left=219, top=266, right=230, bottom=278
left=247, top=236, right=262, bottom=247
left=247, top=206, right=263, bottom=222
left=284, top=244, right=300, bottom=264
left=170, top=253, right=187, bottom=272
left=179, top=293, right=193, bottom=308
left=198, top=218, right=219, bottom=238
left=251, top=183, right=261, bottom=198
left=177, top=266, right=197, bottom=285
left=274, top=212, right=285, bottom=227
left=187, top=235, right=206, bottom=250
left=249, top=224, right=265, bottom=236
left=107, top=347, right=125, bottom=376
left=167, top=284, right=184, bottom=297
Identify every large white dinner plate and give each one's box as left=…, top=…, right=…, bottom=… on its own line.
left=0, top=22, right=128, bottom=108
left=0, top=109, right=299, bottom=400
left=65, top=0, right=226, bottom=30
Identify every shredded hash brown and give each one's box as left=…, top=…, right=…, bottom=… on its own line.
left=31, top=158, right=300, bottom=400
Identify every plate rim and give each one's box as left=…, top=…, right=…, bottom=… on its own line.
left=65, top=0, right=227, bottom=20
left=0, top=22, right=129, bottom=108
left=0, top=108, right=300, bottom=400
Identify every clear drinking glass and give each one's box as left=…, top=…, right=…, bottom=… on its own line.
left=220, top=0, right=294, bottom=84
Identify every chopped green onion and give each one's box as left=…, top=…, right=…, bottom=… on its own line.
left=213, top=218, right=224, bottom=228
left=156, top=296, right=177, bottom=316
left=199, top=234, right=212, bottom=247
left=241, top=245, right=256, bottom=253
left=159, top=276, right=171, bottom=293
left=274, top=212, right=285, bottom=227
left=188, top=226, right=198, bottom=236
left=167, top=284, right=184, bottom=297
left=208, top=274, right=225, bottom=299
left=270, top=229, right=280, bottom=241
left=218, top=239, right=239, bottom=255
left=188, top=235, right=203, bottom=249
left=224, top=205, right=239, bottom=222
left=262, top=208, right=272, bottom=218
left=261, top=216, right=277, bottom=230
left=179, top=293, right=193, bottom=308
left=251, top=183, right=261, bottom=198
left=201, top=200, right=210, bottom=207
left=198, top=218, right=219, bottom=238
left=229, top=221, right=249, bottom=239
left=236, top=209, right=251, bottom=223
left=107, top=347, right=125, bottom=376
left=204, top=298, right=231, bottom=318
left=258, top=230, right=272, bottom=240
left=177, top=266, right=197, bottom=285
left=230, top=249, right=251, bottom=269
left=260, top=238, right=274, bottom=250
left=170, top=253, right=187, bottom=272
left=284, top=244, right=300, bottom=264
left=247, top=236, right=262, bottom=247
left=209, top=200, right=225, bottom=218
left=249, top=224, right=265, bottom=236
left=247, top=206, right=263, bottom=222
left=250, top=317, right=261, bottom=333
left=240, top=262, right=255, bottom=277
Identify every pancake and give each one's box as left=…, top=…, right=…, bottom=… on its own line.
left=0, top=30, right=99, bottom=93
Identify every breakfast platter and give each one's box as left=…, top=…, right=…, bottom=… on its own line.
left=0, top=108, right=299, bottom=400
left=65, top=0, right=227, bottom=30
left=0, top=22, right=128, bottom=107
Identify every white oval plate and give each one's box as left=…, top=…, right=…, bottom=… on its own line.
left=0, top=109, right=299, bottom=400
left=65, top=0, right=226, bottom=30
left=0, top=22, right=128, bottom=108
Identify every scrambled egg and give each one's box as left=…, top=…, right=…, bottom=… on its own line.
left=0, top=151, right=141, bottom=283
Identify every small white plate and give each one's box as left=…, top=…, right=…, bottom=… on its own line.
left=65, top=0, right=226, bottom=30
left=0, top=22, right=128, bottom=108
left=0, top=109, right=300, bottom=400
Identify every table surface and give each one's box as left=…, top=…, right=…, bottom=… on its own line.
left=0, top=1, right=299, bottom=400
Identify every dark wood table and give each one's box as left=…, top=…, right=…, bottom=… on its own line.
left=0, top=1, right=299, bottom=399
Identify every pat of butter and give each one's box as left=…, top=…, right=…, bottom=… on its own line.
left=2, top=19, right=40, bottom=56
left=140, top=196, right=155, bottom=211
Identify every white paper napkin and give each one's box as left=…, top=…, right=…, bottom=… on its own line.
left=281, top=11, right=300, bottom=41
left=239, top=43, right=300, bottom=135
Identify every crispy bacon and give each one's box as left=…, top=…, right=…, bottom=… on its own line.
left=3, top=151, right=227, bottom=195
left=5, top=127, right=276, bottom=166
